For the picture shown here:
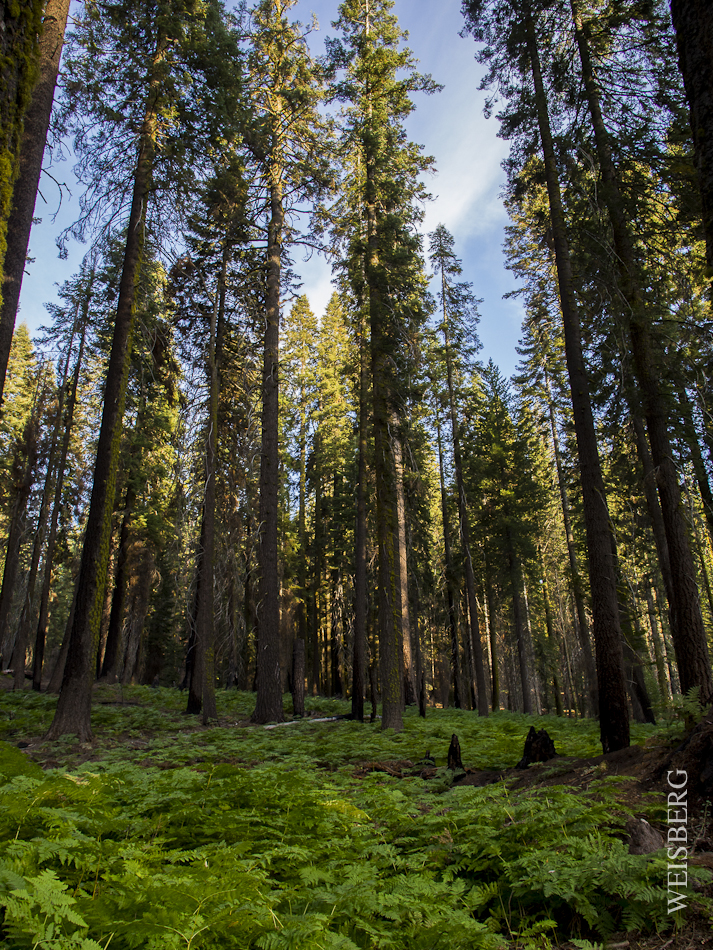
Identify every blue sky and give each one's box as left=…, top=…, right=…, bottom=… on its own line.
left=18, top=0, right=524, bottom=378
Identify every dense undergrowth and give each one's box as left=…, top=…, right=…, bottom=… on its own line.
left=0, top=686, right=706, bottom=949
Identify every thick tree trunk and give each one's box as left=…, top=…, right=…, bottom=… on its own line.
left=0, top=0, right=71, bottom=403
left=526, top=9, right=629, bottom=751
left=670, top=0, right=713, bottom=273
left=0, top=0, right=43, bottom=319
left=46, top=40, right=165, bottom=741
left=120, top=547, right=153, bottom=685
left=252, top=172, right=284, bottom=724
left=572, top=0, right=712, bottom=705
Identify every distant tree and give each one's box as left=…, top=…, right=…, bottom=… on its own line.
left=428, top=224, right=489, bottom=715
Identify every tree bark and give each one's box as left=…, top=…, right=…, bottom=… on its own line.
left=525, top=8, right=629, bottom=751
left=0, top=0, right=71, bottom=403
left=46, top=38, right=165, bottom=740
left=0, top=0, right=43, bottom=318
left=670, top=0, right=713, bottom=274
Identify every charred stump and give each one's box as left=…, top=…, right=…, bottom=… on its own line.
left=516, top=726, right=557, bottom=769
left=447, top=733, right=463, bottom=771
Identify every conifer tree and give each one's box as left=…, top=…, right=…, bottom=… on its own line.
left=282, top=294, right=318, bottom=684
left=243, top=0, right=329, bottom=724
left=331, top=0, right=437, bottom=730
left=428, top=224, right=489, bottom=715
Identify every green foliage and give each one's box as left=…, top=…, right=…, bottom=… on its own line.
left=0, top=689, right=671, bottom=947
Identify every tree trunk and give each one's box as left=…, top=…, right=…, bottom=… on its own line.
left=292, top=636, right=305, bottom=716
left=506, top=527, right=533, bottom=715
left=33, top=283, right=90, bottom=690
left=120, top=546, right=153, bottom=685
left=392, top=418, right=416, bottom=704
left=435, top=409, right=461, bottom=709
left=188, top=253, right=226, bottom=723
left=670, top=0, right=713, bottom=274
left=252, top=170, right=284, bottom=724
left=545, top=371, right=597, bottom=715
left=46, top=572, right=78, bottom=694
left=630, top=412, right=675, bottom=610
left=0, top=393, right=45, bottom=666
left=678, top=385, right=713, bottom=544
left=526, top=8, right=629, bottom=751
left=0, top=0, right=71, bottom=403
left=440, top=290, right=488, bottom=715
left=365, top=140, right=403, bottom=732
left=12, top=349, right=73, bottom=690
left=100, top=484, right=134, bottom=682
left=351, top=303, right=368, bottom=722
left=46, top=38, right=165, bottom=741
left=0, top=0, right=44, bottom=320
left=311, top=421, right=323, bottom=695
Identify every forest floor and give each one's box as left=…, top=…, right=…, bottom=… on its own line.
left=0, top=680, right=712, bottom=950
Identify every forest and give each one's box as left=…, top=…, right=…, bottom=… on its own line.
left=1, top=0, right=713, bottom=945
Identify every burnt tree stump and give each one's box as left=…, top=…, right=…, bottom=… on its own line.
left=447, top=733, right=463, bottom=770
left=516, top=726, right=556, bottom=769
